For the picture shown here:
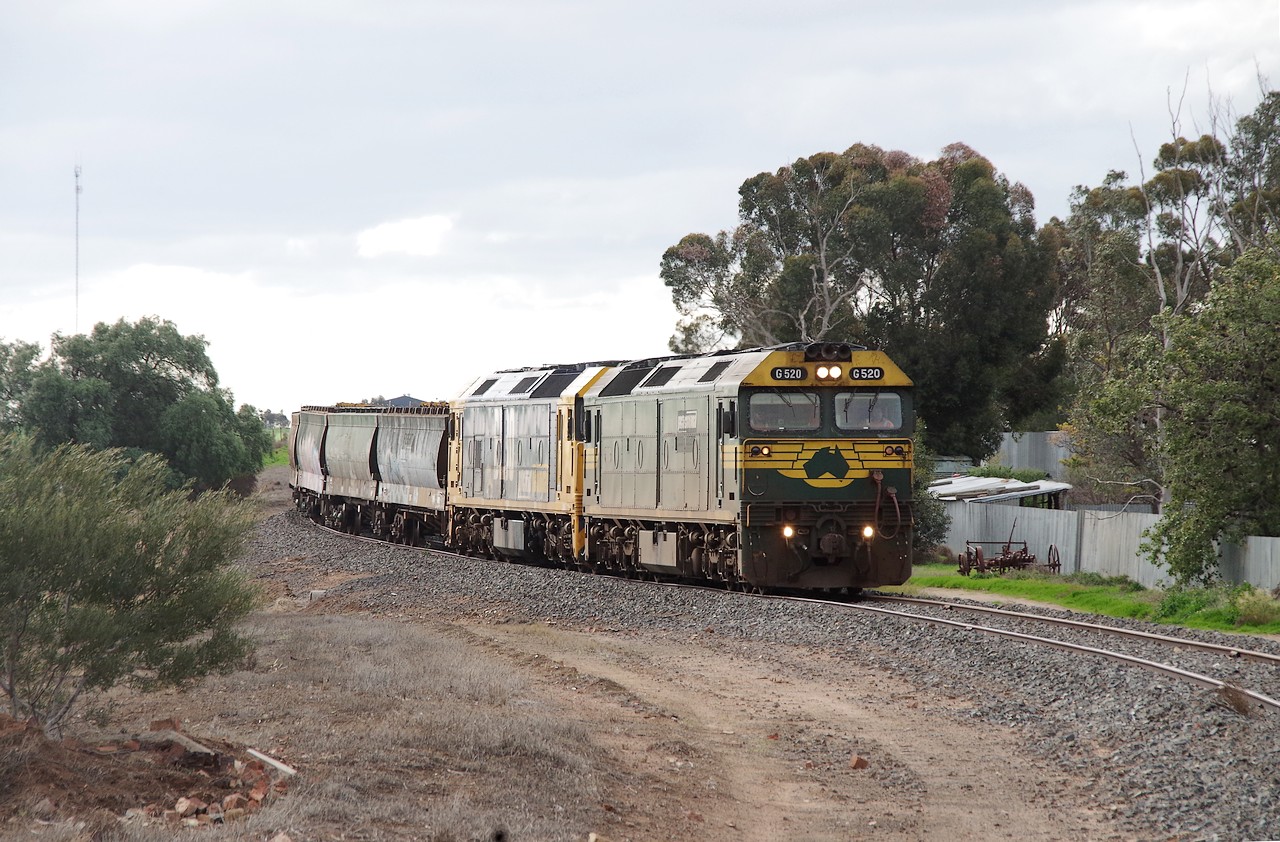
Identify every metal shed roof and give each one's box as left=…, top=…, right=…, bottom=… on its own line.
left=928, top=475, right=1072, bottom=503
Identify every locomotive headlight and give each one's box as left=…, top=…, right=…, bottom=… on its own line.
left=828, top=365, right=842, bottom=379
left=816, top=365, right=829, bottom=379
left=861, top=525, right=875, bottom=541
left=782, top=525, right=795, bottom=539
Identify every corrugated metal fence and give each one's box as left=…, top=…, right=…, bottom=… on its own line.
left=940, top=502, right=1280, bottom=589
left=993, top=431, right=1072, bottom=481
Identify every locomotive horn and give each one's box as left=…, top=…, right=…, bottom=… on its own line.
left=804, top=342, right=852, bottom=362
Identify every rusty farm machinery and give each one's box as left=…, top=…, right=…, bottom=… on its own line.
left=958, top=521, right=1062, bottom=576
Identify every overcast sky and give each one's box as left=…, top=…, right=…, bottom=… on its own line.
left=4, top=1, right=1277, bottom=414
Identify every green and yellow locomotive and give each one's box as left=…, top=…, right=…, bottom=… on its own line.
left=577, top=341, right=913, bottom=591
left=290, top=342, right=914, bottom=593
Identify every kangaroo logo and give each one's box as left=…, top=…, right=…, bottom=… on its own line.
left=803, top=446, right=850, bottom=480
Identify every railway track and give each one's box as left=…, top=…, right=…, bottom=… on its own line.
left=847, top=593, right=1280, bottom=714
left=865, top=593, right=1280, bottom=665
left=308, top=518, right=1280, bottom=715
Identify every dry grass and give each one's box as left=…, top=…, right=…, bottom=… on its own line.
left=100, top=612, right=608, bottom=841
left=1215, top=684, right=1257, bottom=717
left=1235, top=588, right=1280, bottom=626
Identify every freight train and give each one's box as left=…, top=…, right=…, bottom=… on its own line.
left=289, top=342, right=915, bottom=592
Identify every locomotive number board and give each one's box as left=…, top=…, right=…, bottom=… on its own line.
left=769, top=366, right=885, bottom=381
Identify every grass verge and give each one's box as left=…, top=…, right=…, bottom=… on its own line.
left=884, top=563, right=1280, bottom=636
left=262, top=444, right=290, bottom=468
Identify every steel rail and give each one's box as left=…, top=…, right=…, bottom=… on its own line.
left=865, top=594, right=1280, bottom=666
left=642, top=583, right=1280, bottom=715
left=804, top=597, right=1280, bottom=715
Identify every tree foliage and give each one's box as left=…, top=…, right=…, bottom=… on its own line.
left=1055, top=173, right=1167, bottom=506
left=1142, top=248, right=1280, bottom=583
left=660, top=143, right=1060, bottom=460
left=0, top=339, right=40, bottom=430
left=1059, top=87, right=1280, bottom=582
left=0, top=435, right=258, bottom=735
left=15, top=317, right=271, bottom=488
left=910, top=419, right=951, bottom=556
left=1061, top=91, right=1279, bottom=513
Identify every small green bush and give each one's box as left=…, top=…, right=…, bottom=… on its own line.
left=1154, top=583, right=1255, bottom=625
left=1065, top=571, right=1145, bottom=592
left=1234, top=587, right=1280, bottom=626
left=966, top=465, right=1052, bottom=483
left=1154, top=586, right=1216, bottom=622
left=914, top=545, right=954, bottom=566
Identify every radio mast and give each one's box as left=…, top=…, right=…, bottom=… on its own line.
left=74, top=165, right=82, bottom=333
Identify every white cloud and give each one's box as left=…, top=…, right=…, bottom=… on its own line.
left=0, top=259, right=680, bottom=417
left=285, top=237, right=316, bottom=257
left=5, top=0, right=1280, bottom=414
left=356, top=216, right=454, bottom=258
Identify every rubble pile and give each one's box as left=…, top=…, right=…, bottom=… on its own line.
left=0, top=712, right=295, bottom=833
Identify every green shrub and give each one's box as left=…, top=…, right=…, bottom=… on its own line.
left=914, top=545, right=954, bottom=566
left=0, top=435, right=258, bottom=736
left=1154, top=585, right=1221, bottom=622
left=1234, top=587, right=1280, bottom=626
left=1154, top=583, right=1255, bottom=625
left=966, top=465, right=1052, bottom=483
left=1065, top=571, right=1145, bottom=591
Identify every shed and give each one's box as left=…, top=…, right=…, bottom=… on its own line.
left=928, top=475, right=1072, bottom=509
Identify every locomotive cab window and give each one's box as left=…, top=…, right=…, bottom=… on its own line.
left=836, top=391, right=902, bottom=431
left=747, top=392, right=820, bottom=433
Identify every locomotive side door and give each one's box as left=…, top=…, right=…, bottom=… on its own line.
left=715, top=400, right=726, bottom=506
left=592, top=408, right=602, bottom=502
left=599, top=401, right=627, bottom=508
left=635, top=398, right=658, bottom=510
left=659, top=397, right=708, bottom=512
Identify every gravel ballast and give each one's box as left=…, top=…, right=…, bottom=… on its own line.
left=242, top=512, right=1280, bottom=841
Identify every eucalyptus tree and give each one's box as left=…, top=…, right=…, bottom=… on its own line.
left=1062, top=91, right=1280, bottom=512
left=661, top=142, right=1059, bottom=460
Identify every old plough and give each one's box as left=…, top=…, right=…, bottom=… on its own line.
left=958, top=522, right=1061, bottom=576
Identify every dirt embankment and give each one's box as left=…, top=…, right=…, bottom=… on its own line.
left=0, top=468, right=1113, bottom=841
